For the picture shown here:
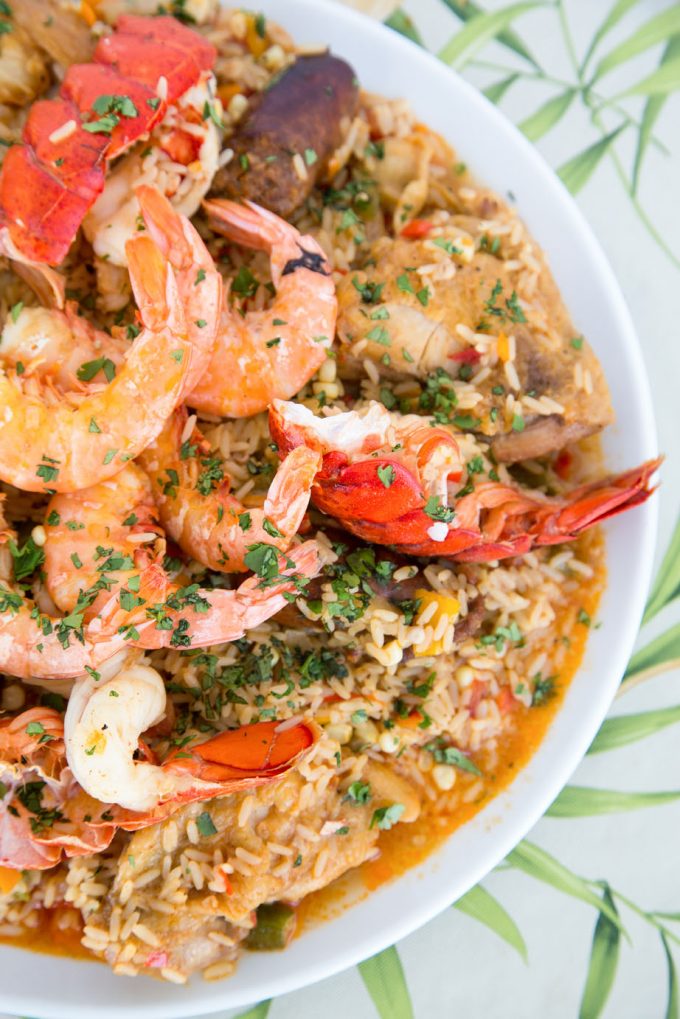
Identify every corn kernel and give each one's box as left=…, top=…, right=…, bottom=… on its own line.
left=432, top=764, right=457, bottom=791
left=245, top=14, right=268, bottom=56
left=414, top=589, right=460, bottom=656
left=0, top=867, right=21, bottom=895
left=455, top=665, right=475, bottom=689
left=354, top=719, right=379, bottom=743
left=80, top=1, right=96, bottom=27
left=379, top=731, right=400, bottom=754
left=228, top=93, right=249, bottom=122
left=326, top=723, right=352, bottom=745
left=319, top=357, right=337, bottom=383
left=31, top=524, right=46, bottom=547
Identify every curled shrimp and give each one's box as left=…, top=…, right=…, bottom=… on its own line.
left=65, top=663, right=318, bottom=815
left=0, top=503, right=129, bottom=680
left=138, top=406, right=321, bottom=572
left=181, top=197, right=337, bottom=418
left=0, top=299, right=129, bottom=391
left=43, top=462, right=322, bottom=657
left=0, top=187, right=220, bottom=494
left=0, top=705, right=114, bottom=869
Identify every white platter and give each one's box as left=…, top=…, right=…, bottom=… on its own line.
left=0, top=1, right=658, bottom=1015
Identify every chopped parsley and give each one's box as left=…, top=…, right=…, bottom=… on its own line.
left=351, top=277, right=384, bottom=305
left=423, top=496, right=455, bottom=523
left=425, top=737, right=481, bottom=775
left=532, top=673, right=556, bottom=706
left=83, top=94, right=139, bottom=135
left=366, top=324, right=390, bottom=346
left=369, top=803, right=405, bottom=830
left=9, top=536, right=44, bottom=582
left=231, top=266, right=259, bottom=299
left=77, top=357, right=116, bottom=383
left=377, top=464, right=396, bottom=488
left=345, top=781, right=371, bottom=804
left=432, top=237, right=462, bottom=255
left=196, top=811, right=218, bottom=837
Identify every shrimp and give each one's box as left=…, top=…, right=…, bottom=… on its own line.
left=0, top=679, right=316, bottom=868
left=0, top=187, right=220, bottom=494
left=183, top=198, right=337, bottom=418
left=43, top=462, right=322, bottom=657
left=64, top=663, right=318, bottom=815
left=0, top=502, right=129, bottom=681
left=0, top=301, right=128, bottom=392
left=138, top=406, right=321, bottom=572
left=0, top=706, right=116, bottom=869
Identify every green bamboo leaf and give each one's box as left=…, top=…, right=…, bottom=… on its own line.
left=643, top=510, right=680, bottom=624
left=557, top=126, right=625, bottom=194
left=589, top=705, right=680, bottom=754
left=579, top=885, right=621, bottom=1019
left=441, top=0, right=539, bottom=67
left=619, top=55, right=680, bottom=98
left=592, top=7, right=680, bottom=82
left=384, top=8, right=424, bottom=46
left=518, top=88, right=576, bottom=141
left=634, top=37, right=680, bottom=193
left=506, top=841, right=625, bottom=931
left=454, top=884, right=528, bottom=962
left=483, top=74, right=519, bottom=104
left=438, top=2, right=540, bottom=69
left=235, top=1003, right=271, bottom=1019
left=623, top=622, right=680, bottom=685
left=662, top=932, right=679, bottom=1019
left=581, top=0, right=644, bottom=74
left=546, top=785, right=680, bottom=818
left=358, top=946, right=414, bottom=1019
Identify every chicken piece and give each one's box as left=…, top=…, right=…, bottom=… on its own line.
left=0, top=20, right=49, bottom=107
left=12, top=0, right=95, bottom=68
left=87, top=746, right=421, bottom=979
left=337, top=228, right=612, bottom=462
left=210, top=52, right=359, bottom=217
left=96, top=893, right=248, bottom=981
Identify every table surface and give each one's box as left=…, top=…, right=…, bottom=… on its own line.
left=5, top=2, right=680, bottom=1017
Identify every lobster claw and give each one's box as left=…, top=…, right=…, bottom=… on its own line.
left=270, top=399, right=661, bottom=562
left=0, top=16, right=216, bottom=264
left=114, top=719, right=320, bottom=831
left=163, top=719, right=319, bottom=783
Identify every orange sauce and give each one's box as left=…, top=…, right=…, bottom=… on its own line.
left=1, top=906, right=92, bottom=960
left=297, top=536, right=606, bottom=930
left=1, top=538, right=605, bottom=958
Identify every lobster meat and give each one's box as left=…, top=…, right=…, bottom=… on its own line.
left=0, top=15, right=215, bottom=264
left=269, top=400, right=660, bottom=561
left=0, top=697, right=317, bottom=871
